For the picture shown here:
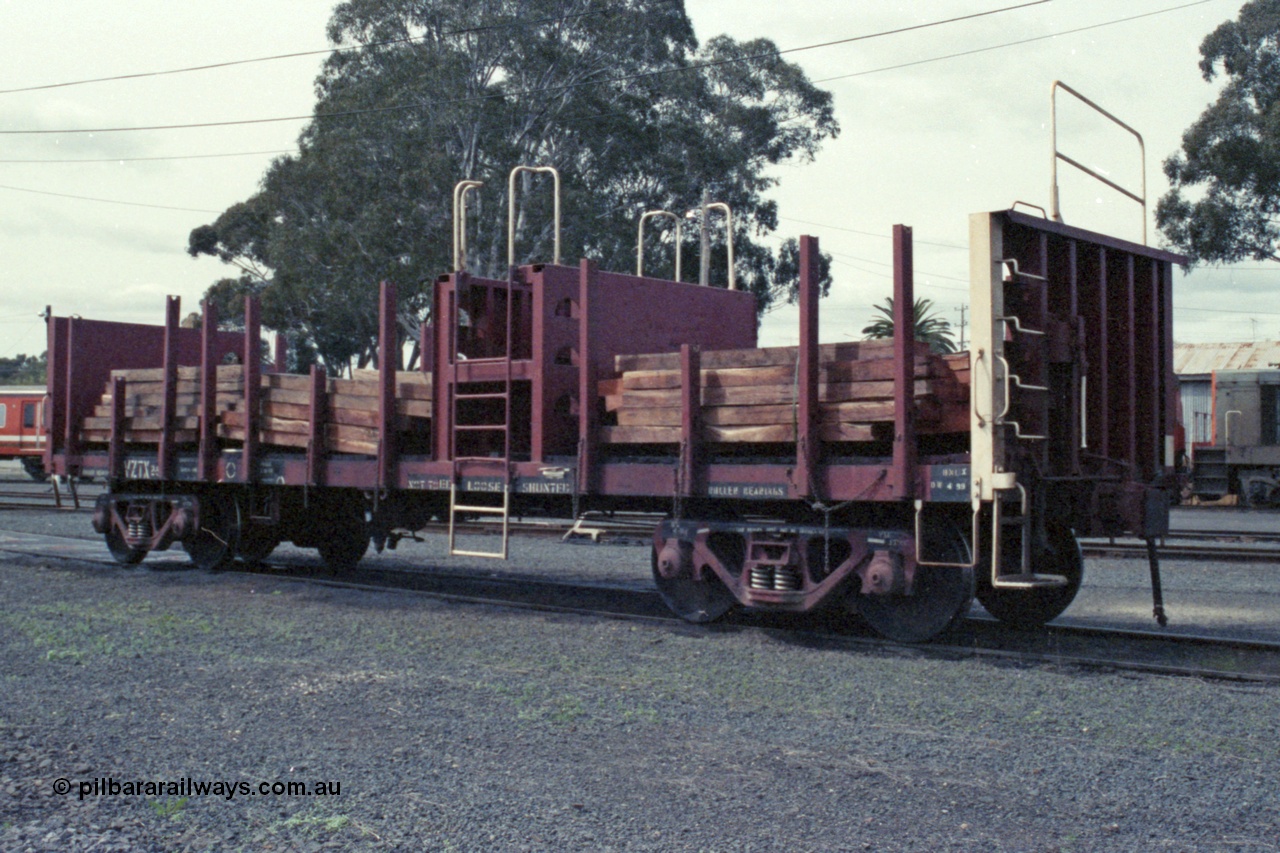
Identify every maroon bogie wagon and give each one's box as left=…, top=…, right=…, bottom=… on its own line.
left=45, top=195, right=1182, bottom=642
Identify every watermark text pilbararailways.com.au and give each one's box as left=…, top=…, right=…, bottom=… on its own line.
left=53, top=777, right=341, bottom=801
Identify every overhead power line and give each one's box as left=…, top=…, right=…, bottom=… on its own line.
left=781, top=216, right=967, bottom=250
left=814, top=0, right=1216, bottom=84
left=0, top=4, right=629, bottom=96
left=0, top=149, right=294, bottom=164
left=0, top=183, right=221, bottom=214
left=0, top=0, right=1052, bottom=136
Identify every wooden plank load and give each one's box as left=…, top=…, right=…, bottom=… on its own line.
left=599, top=341, right=970, bottom=444
left=79, top=365, right=432, bottom=456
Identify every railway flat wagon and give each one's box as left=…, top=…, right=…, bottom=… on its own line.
left=44, top=196, right=1183, bottom=641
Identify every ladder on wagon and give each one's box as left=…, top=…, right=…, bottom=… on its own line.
left=446, top=266, right=516, bottom=559
left=445, top=166, right=560, bottom=560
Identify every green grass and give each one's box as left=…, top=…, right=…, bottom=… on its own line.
left=149, top=797, right=187, bottom=820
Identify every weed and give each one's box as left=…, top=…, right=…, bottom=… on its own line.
left=282, top=810, right=351, bottom=834
left=149, top=797, right=187, bottom=820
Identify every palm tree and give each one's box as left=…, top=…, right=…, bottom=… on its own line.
left=860, top=297, right=958, bottom=354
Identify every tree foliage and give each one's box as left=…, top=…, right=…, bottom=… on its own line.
left=860, top=297, right=957, bottom=354
left=188, top=0, right=838, bottom=373
left=1156, top=0, right=1280, bottom=265
left=0, top=353, right=46, bottom=386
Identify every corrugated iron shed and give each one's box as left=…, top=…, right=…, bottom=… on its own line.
left=1174, top=342, right=1280, bottom=375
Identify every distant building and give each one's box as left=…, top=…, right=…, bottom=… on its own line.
left=1174, top=342, right=1280, bottom=443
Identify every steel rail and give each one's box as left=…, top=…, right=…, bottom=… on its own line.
left=2, top=527, right=1276, bottom=684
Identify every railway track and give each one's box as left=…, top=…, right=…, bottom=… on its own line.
left=2, top=527, right=1278, bottom=684
left=0, top=484, right=101, bottom=512
left=4, top=483, right=1280, bottom=561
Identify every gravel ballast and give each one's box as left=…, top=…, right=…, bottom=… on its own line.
left=2, top=537, right=1279, bottom=851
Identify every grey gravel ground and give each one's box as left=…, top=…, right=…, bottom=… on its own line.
left=2, top=500, right=1280, bottom=851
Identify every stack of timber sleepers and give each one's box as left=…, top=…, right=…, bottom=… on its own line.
left=599, top=341, right=970, bottom=444
left=79, top=366, right=432, bottom=456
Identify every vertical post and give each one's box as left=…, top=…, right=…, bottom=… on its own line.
left=306, top=365, right=327, bottom=487
left=273, top=333, right=288, bottom=373
left=1068, top=242, right=1082, bottom=475
left=1160, top=260, right=1176, bottom=471
left=158, top=296, right=180, bottom=481
left=1097, top=248, right=1110, bottom=458
left=108, top=376, right=126, bottom=482
left=1125, top=255, right=1137, bottom=469
left=679, top=344, right=700, bottom=497
left=699, top=188, right=710, bottom=287
left=419, top=321, right=434, bottom=372
left=432, top=275, right=457, bottom=462
left=198, top=300, right=218, bottom=482
left=378, top=281, right=398, bottom=489
left=242, top=296, right=261, bottom=484
left=527, top=268, right=546, bottom=463
left=577, top=259, right=598, bottom=496
left=62, top=318, right=78, bottom=463
left=44, top=312, right=61, bottom=475
left=892, top=225, right=917, bottom=500
left=796, top=235, right=820, bottom=498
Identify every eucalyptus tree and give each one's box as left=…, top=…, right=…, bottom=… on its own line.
left=189, top=0, right=838, bottom=372
left=1157, top=0, right=1280, bottom=265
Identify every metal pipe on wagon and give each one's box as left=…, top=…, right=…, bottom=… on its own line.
left=636, top=210, right=682, bottom=281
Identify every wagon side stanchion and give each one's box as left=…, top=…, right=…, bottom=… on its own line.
left=378, top=281, right=398, bottom=493
left=198, top=300, right=218, bottom=482
left=62, top=317, right=79, bottom=479
left=158, top=296, right=180, bottom=482
left=576, top=258, right=598, bottom=503
left=678, top=344, right=700, bottom=511
left=795, top=235, right=819, bottom=500
left=108, top=376, right=125, bottom=484
left=242, top=295, right=261, bottom=486
left=891, top=225, right=917, bottom=501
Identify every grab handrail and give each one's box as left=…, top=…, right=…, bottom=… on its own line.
left=508, top=166, right=561, bottom=267
left=1050, top=80, right=1147, bottom=244
left=452, top=180, right=483, bottom=272
left=636, top=210, right=683, bottom=281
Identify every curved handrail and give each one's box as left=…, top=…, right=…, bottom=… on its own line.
left=452, top=180, right=483, bottom=272
left=1050, top=80, right=1147, bottom=244
left=636, top=210, right=683, bottom=280
left=683, top=201, right=736, bottom=290
left=508, top=165, right=561, bottom=267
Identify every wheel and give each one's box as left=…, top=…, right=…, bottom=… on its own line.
left=236, top=523, right=281, bottom=565
left=315, top=498, right=369, bottom=574
left=183, top=493, right=240, bottom=571
left=104, top=526, right=146, bottom=566
left=651, top=540, right=736, bottom=624
left=854, top=521, right=974, bottom=643
left=976, top=522, right=1083, bottom=629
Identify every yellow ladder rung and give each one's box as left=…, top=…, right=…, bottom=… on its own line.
left=450, top=548, right=509, bottom=559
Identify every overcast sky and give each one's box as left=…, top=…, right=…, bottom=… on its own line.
left=0, top=0, right=1266, bottom=360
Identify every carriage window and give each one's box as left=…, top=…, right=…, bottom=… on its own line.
left=1264, top=385, right=1280, bottom=445
left=0, top=405, right=6, bottom=429
left=22, top=402, right=37, bottom=429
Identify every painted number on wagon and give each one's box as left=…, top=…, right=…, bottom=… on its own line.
left=123, top=459, right=161, bottom=480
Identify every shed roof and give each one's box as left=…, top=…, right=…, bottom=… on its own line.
left=1174, top=342, right=1280, bottom=374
